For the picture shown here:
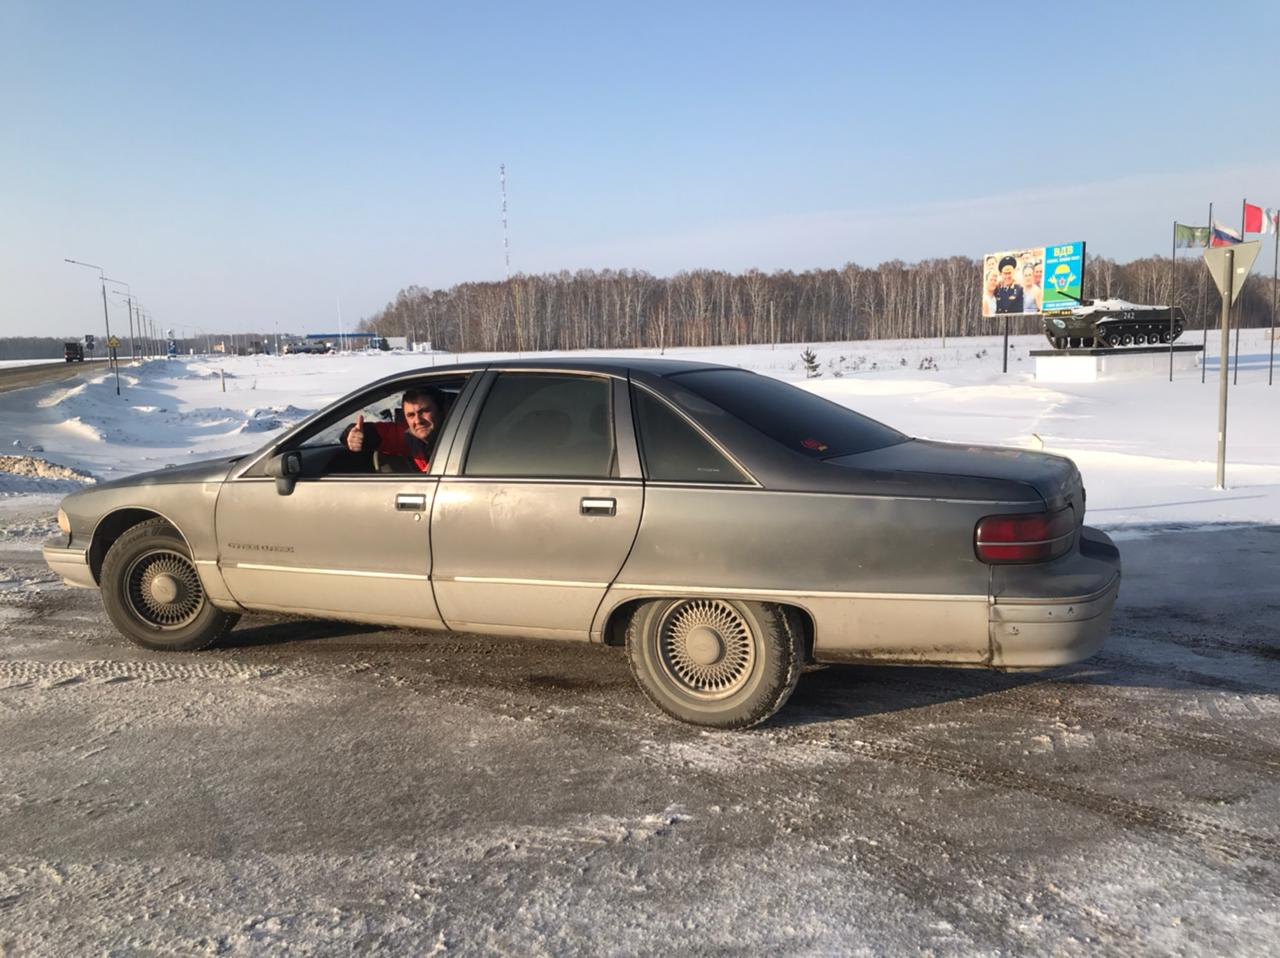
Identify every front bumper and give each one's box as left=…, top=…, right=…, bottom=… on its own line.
left=988, top=526, right=1121, bottom=669
left=43, top=538, right=95, bottom=589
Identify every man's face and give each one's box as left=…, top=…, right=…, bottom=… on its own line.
left=403, top=398, right=438, bottom=441
left=1034, top=264, right=1043, bottom=285
left=1000, top=266, right=1016, bottom=286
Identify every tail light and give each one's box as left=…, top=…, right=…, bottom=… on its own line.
left=975, top=507, right=1075, bottom=563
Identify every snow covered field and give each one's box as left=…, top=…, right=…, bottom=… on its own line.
left=3, top=330, right=1277, bottom=532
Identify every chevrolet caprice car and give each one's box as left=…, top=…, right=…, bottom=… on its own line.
left=44, top=359, right=1120, bottom=728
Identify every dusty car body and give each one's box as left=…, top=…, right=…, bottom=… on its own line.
left=44, top=358, right=1120, bottom=727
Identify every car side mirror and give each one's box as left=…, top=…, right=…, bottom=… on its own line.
left=266, top=450, right=302, bottom=496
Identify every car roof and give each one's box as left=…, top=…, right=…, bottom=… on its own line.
left=385, top=355, right=733, bottom=379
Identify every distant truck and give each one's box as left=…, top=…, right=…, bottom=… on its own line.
left=64, top=342, right=85, bottom=363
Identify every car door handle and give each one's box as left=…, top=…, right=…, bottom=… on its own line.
left=580, top=497, right=616, bottom=517
left=395, top=494, right=428, bottom=512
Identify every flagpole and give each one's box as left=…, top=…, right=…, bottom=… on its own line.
left=1270, top=218, right=1277, bottom=386
left=1235, top=199, right=1246, bottom=385
left=1169, top=221, right=1177, bottom=382
left=1198, top=201, right=1208, bottom=381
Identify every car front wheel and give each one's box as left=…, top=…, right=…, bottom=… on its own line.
left=626, top=598, right=803, bottom=729
left=100, top=518, right=239, bottom=651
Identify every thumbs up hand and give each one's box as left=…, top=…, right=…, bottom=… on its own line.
left=346, top=414, right=365, bottom=451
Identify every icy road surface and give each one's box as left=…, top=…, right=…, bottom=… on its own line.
left=1, top=498, right=1277, bottom=954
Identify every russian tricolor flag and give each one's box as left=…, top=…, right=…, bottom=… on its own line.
left=1211, top=221, right=1242, bottom=247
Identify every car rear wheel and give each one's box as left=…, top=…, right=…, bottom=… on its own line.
left=100, top=518, right=239, bottom=651
left=625, top=598, right=803, bottom=728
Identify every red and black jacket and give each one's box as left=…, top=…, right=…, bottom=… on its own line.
left=344, top=421, right=437, bottom=472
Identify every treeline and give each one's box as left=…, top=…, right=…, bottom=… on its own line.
left=0, top=337, right=90, bottom=360
left=0, top=333, right=281, bottom=360
left=359, top=256, right=1279, bottom=352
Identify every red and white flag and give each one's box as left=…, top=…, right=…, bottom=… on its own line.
left=1244, top=202, right=1265, bottom=233
left=1265, top=208, right=1280, bottom=235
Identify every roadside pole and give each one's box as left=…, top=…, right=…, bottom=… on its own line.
left=1271, top=234, right=1277, bottom=386
left=100, top=278, right=120, bottom=396
left=1169, top=221, right=1176, bottom=382
left=1215, top=248, right=1232, bottom=489
left=1202, top=202, right=1212, bottom=384
left=1204, top=240, right=1261, bottom=490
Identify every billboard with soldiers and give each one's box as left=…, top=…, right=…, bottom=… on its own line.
left=980, top=241, right=1084, bottom=317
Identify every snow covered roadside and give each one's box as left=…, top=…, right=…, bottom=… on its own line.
left=1, top=330, right=1276, bottom=534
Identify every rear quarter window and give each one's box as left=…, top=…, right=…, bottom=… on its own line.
left=631, top=387, right=750, bottom=484
left=668, top=368, right=906, bottom=459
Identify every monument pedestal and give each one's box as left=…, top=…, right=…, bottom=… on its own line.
left=1031, top=345, right=1203, bottom=383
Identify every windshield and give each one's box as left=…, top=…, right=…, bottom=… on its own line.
left=668, top=368, right=907, bottom=459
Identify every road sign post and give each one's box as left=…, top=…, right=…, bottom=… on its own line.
left=1203, top=240, right=1261, bottom=489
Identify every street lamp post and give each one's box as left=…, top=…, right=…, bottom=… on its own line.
left=105, top=279, right=136, bottom=362
left=64, top=258, right=121, bottom=395
left=136, top=307, right=150, bottom=358
left=133, top=306, right=146, bottom=358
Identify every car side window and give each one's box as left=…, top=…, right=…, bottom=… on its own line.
left=297, top=392, right=406, bottom=449
left=464, top=373, right=615, bottom=478
left=283, top=376, right=468, bottom=476
left=631, top=387, right=750, bottom=484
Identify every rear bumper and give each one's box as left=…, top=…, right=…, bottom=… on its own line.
left=42, top=539, right=95, bottom=589
left=988, top=526, right=1121, bottom=669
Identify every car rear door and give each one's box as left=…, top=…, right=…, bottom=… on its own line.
left=429, top=370, right=643, bottom=639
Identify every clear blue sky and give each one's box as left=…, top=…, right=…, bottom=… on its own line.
left=4, top=0, right=1278, bottom=338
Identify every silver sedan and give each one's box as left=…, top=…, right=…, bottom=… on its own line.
left=44, top=358, right=1120, bottom=728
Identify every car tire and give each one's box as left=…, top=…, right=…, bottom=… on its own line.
left=625, top=598, right=803, bottom=729
left=100, top=517, right=239, bottom=651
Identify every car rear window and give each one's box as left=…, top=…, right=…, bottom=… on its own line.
left=668, top=368, right=907, bottom=459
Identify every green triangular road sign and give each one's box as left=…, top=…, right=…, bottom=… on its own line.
left=1203, top=240, right=1261, bottom=304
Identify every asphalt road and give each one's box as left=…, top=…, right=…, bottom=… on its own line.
left=0, top=359, right=112, bottom=395
left=1, top=518, right=1277, bottom=954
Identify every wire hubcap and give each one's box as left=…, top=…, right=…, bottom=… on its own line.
left=125, top=549, right=204, bottom=629
left=658, top=600, right=756, bottom=700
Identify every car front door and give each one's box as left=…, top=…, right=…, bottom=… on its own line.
left=214, top=375, right=474, bottom=629
left=429, top=371, right=643, bottom=639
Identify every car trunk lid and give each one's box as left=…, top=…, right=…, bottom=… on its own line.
left=826, top=438, right=1083, bottom=512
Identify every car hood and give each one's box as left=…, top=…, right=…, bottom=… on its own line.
left=827, top=439, right=1082, bottom=510
left=89, top=455, right=243, bottom=492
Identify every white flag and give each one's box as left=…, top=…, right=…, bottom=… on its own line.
left=1266, top=208, right=1280, bottom=235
